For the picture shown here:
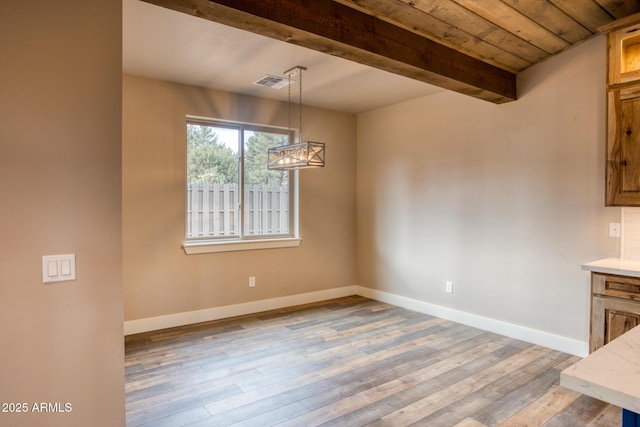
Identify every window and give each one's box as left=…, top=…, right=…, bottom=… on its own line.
left=183, top=118, right=299, bottom=254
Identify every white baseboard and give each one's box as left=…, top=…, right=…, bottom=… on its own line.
left=356, top=286, right=589, bottom=357
left=124, top=284, right=589, bottom=357
left=124, top=286, right=358, bottom=336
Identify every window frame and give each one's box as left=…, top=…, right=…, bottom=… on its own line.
left=183, top=116, right=300, bottom=254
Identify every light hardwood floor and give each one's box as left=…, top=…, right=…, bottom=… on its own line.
left=125, top=296, right=619, bottom=426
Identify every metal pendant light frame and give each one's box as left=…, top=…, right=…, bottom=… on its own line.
left=268, top=66, right=326, bottom=170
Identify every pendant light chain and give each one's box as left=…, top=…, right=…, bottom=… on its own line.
left=298, top=69, right=303, bottom=144
left=287, top=70, right=292, bottom=138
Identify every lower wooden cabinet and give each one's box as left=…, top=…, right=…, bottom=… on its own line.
left=590, top=273, right=640, bottom=352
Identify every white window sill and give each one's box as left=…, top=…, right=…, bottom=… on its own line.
left=182, top=237, right=301, bottom=254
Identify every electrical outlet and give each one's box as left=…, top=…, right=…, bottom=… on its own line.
left=445, top=281, right=453, bottom=293
left=249, top=276, right=256, bottom=287
left=609, top=222, right=621, bottom=238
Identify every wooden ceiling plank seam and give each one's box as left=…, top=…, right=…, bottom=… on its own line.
left=453, top=35, right=531, bottom=73
left=450, top=0, right=570, bottom=54
left=499, top=0, right=593, bottom=44
left=594, top=0, right=640, bottom=20
left=549, top=0, right=616, bottom=32
left=141, top=0, right=516, bottom=103
left=336, top=0, right=531, bottom=72
left=403, top=0, right=550, bottom=65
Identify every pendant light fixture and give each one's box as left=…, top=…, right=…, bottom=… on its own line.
left=268, top=66, right=325, bottom=170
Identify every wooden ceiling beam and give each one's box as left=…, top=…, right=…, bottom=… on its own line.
left=142, top=0, right=517, bottom=103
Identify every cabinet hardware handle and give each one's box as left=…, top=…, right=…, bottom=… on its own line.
left=626, top=128, right=633, bottom=136
left=622, top=160, right=628, bottom=166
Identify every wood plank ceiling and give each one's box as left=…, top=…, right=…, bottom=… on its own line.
left=141, top=0, right=640, bottom=104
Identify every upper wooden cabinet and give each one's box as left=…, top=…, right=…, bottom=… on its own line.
left=604, top=19, right=640, bottom=85
left=602, top=14, right=640, bottom=206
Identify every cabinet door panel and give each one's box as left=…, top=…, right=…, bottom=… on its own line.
left=606, top=90, right=640, bottom=205
left=591, top=293, right=640, bottom=352
left=621, top=96, right=640, bottom=192
left=605, top=309, right=640, bottom=344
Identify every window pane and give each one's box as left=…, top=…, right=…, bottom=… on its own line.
left=243, top=130, right=290, bottom=236
left=186, top=123, right=240, bottom=239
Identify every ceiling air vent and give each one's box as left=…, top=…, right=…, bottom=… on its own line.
left=253, top=75, right=292, bottom=89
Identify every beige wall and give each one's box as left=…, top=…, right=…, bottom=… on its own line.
left=0, top=1, right=124, bottom=426
left=357, top=35, right=619, bottom=342
left=122, top=75, right=357, bottom=321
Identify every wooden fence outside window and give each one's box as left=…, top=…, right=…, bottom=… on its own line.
left=186, top=183, right=289, bottom=238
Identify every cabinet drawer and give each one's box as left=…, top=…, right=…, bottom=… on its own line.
left=592, top=273, right=640, bottom=300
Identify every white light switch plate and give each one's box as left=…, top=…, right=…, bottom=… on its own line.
left=42, top=254, right=76, bottom=283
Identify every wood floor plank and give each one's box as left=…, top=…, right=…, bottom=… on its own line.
left=453, top=418, right=489, bottom=427
left=124, top=296, right=619, bottom=427
left=495, top=386, right=581, bottom=427
left=129, top=390, right=236, bottom=426
left=137, top=405, right=211, bottom=427
left=537, top=394, right=612, bottom=426
left=469, top=368, right=563, bottom=425
left=586, top=403, right=622, bottom=426
left=127, top=368, right=252, bottom=415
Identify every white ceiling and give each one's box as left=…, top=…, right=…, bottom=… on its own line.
left=122, top=0, right=443, bottom=114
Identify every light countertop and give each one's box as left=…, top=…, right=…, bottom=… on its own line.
left=561, top=325, right=640, bottom=413
left=582, top=258, right=640, bottom=278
